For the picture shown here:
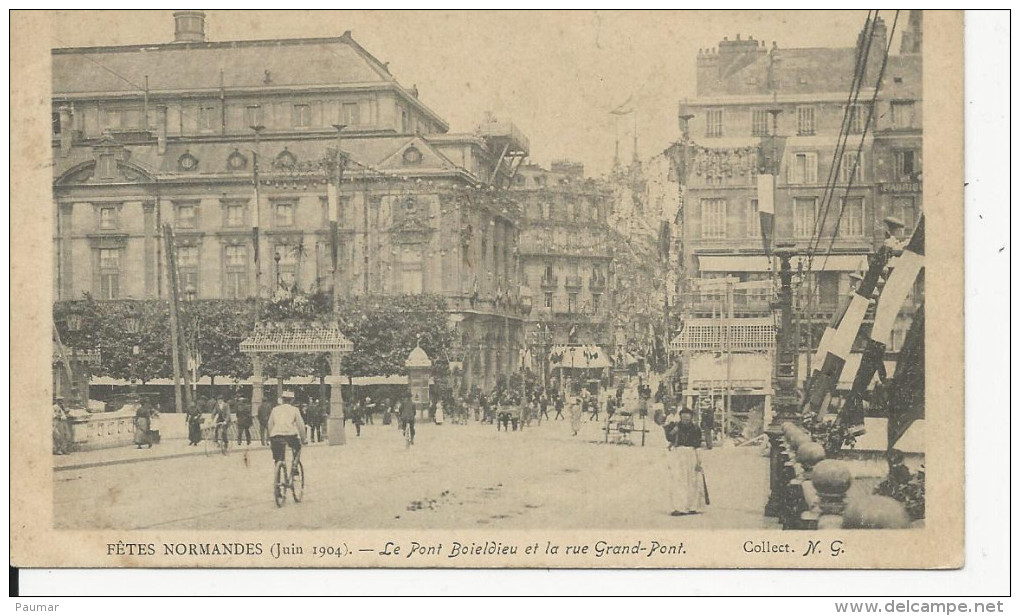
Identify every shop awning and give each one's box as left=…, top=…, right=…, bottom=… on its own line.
left=698, top=254, right=868, bottom=273
left=549, top=345, right=612, bottom=369
left=686, top=353, right=772, bottom=391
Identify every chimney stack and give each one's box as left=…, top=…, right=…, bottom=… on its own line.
left=173, top=11, right=206, bottom=43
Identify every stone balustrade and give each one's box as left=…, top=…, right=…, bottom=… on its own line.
left=771, top=421, right=910, bottom=530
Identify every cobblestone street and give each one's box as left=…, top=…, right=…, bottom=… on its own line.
left=54, top=417, right=774, bottom=530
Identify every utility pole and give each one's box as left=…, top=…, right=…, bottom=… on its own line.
left=328, top=123, right=348, bottom=426
left=162, top=224, right=187, bottom=414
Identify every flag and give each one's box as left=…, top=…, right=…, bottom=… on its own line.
left=887, top=301, right=924, bottom=448
left=802, top=251, right=887, bottom=414
left=610, top=95, right=635, bottom=115
left=252, top=152, right=261, bottom=265
left=872, top=217, right=925, bottom=347
left=841, top=217, right=925, bottom=430
left=756, top=174, right=775, bottom=252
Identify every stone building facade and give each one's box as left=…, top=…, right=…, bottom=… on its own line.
left=672, top=12, right=923, bottom=419
left=51, top=11, right=527, bottom=391
left=511, top=161, right=615, bottom=386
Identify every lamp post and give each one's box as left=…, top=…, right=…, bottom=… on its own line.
left=64, top=301, right=85, bottom=405
left=274, top=250, right=282, bottom=290
left=124, top=305, right=141, bottom=394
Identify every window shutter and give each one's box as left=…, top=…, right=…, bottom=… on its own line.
left=807, top=152, right=818, bottom=184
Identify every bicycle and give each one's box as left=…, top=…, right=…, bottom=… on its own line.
left=204, top=421, right=235, bottom=456
left=273, top=446, right=304, bottom=507
left=403, top=420, right=414, bottom=449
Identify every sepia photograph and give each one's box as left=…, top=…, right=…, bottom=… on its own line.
left=11, top=9, right=965, bottom=570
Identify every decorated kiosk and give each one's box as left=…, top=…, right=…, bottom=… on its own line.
left=240, top=321, right=353, bottom=445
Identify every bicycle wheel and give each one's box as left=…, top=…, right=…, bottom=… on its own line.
left=291, top=461, right=304, bottom=503
left=274, top=462, right=287, bottom=508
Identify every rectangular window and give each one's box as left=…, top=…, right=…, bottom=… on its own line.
left=793, top=197, right=818, bottom=238
left=701, top=198, right=727, bottom=239
left=199, top=105, right=218, bottom=131
left=568, top=292, right=578, bottom=313
left=244, top=105, right=262, bottom=128
left=894, top=150, right=918, bottom=180
left=178, top=245, right=199, bottom=295
left=839, top=197, right=865, bottom=238
left=746, top=199, right=761, bottom=238
left=98, top=248, right=120, bottom=300
left=176, top=204, right=197, bottom=229
left=292, top=104, right=311, bottom=128
left=274, top=203, right=294, bottom=227
left=818, top=272, right=840, bottom=308
left=99, top=207, right=118, bottom=230
left=891, top=196, right=917, bottom=237
left=342, top=103, right=360, bottom=126
left=788, top=152, right=818, bottom=185
left=751, top=109, right=769, bottom=136
left=401, top=108, right=409, bottom=133
left=52, top=113, right=62, bottom=135
left=840, top=151, right=864, bottom=183
left=706, top=109, right=723, bottom=137
left=275, top=245, right=299, bottom=288
left=891, top=101, right=915, bottom=128
left=544, top=291, right=553, bottom=309
left=592, top=293, right=601, bottom=315
left=225, top=204, right=245, bottom=228
left=848, top=103, right=868, bottom=134
left=224, top=245, right=249, bottom=299
left=797, top=106, right=815, bottom=135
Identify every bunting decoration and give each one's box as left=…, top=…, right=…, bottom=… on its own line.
left=842, top=216, right=925, bottom=435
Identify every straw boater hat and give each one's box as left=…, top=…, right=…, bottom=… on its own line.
left=282, top=390, right=296, bottom=400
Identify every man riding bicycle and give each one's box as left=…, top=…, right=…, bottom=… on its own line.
left=398, top=395, right=416, bottom=445
left=212, top=396, right=233, bottom=450
left=268, top=390, right=307, bottom=475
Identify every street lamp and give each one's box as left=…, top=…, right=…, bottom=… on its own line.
left=274, top=250, right=282, bottom=290
left=64, top=301, right=85, bottom=405
left=124, top=305, right=141, bottom=394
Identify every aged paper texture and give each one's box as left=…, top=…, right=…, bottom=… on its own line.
left=11, top=10, right=963, bottom=569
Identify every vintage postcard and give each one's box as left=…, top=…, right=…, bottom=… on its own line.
left=11, top=9, right=963, bottom=569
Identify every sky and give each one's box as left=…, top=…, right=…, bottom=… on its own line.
left=49, top=10, right=895, bottom=177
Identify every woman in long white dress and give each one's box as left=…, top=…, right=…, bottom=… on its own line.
left=664, top=408, right=707, bottom=515
left=569, top=397, right=583, bottom=436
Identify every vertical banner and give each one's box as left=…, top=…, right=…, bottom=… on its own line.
left=756, top=173, right=775, bottom=252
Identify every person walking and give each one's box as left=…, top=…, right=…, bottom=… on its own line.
left=700, top=401, right=716, bottom=450
left=306, top=398, right=322, bottom=443
left=186, top=401, right=203, bottom=446
left=349, top=399, right=364, bottom=437
left=257, top=395, right=273, bottom=445
left=569, top=397, right=583, bottom=436
left=539, top=390, right=550, bottom=422
left=235, top=396, right=253, bottom=446
left=364, top=396, right=375, bottom=425
left=133, top=401, right=153, bottom=449
left=52, top=397, right=71, bottom=455
left=664, top=407, right=708, bottom=516
left=554, top=393, right=565, bottom=420
left=398, top=395, right=416, bottom=444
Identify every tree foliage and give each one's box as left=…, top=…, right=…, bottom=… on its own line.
left=54, top=292, right=453, bottom=382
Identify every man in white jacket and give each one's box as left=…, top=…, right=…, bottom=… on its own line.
left=268, top=390, right=307, bottom=474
